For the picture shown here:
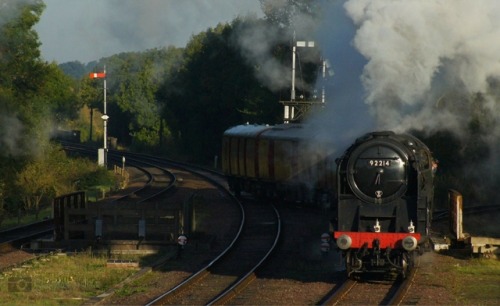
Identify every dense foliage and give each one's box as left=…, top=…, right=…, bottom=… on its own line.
left=0, top=1, right=116, bottom=225
left=156, top=20, right=284, bottom=162
left=0, top=1, right=78, bottom=150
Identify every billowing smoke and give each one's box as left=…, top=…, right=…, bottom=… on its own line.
left=0, top=115, right=25, bottom=156
left=233, top=2, right=319, bottom=91
left=343, top=0, right=500, bottom=136
left=301, top=0, right=375, bottom=153
left=236, top=1, right=500, bottom=204
left=0, top=0, right=39, bottom=27
left=0, top=0, right=40, bottom=157
left=305, top=0, right=500, bottom=152
left=235, top=20, right=292, bottom=91
left=341, top=0, right=500, bottom=204
left=233, top=1, right=368, bottom=152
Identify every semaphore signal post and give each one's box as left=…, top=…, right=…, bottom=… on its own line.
left=89, top=67, right=108, bottom=167
left=281, top=40, right=333, bottom=123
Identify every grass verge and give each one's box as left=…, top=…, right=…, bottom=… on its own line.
left=0, top=252, right=137, bottom=305
left=452, top=257, right=500, bottom=303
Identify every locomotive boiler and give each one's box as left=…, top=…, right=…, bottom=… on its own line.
left=222, top=123, right=336, bottom=207
left=331, top=131, right=435, bottom=278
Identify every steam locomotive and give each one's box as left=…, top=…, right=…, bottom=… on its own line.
left=221, top=123, right=337, bottom=207
left=332, top=131, right=435, bottom=278
left=222, top=125, right=435, bottom=277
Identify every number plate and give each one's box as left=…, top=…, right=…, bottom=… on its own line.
left=369, top=160, right=391, bottom=167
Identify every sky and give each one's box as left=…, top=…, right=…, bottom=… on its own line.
left=35, top=0, right=263, bottom=64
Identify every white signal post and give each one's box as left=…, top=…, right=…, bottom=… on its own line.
left=284, top=40, right=315, bottom=123
left=102, top=65, right=108, bottom=166
left=92, top=67, right=108, bottom=167
left=291, top=41, right=315, bottom=102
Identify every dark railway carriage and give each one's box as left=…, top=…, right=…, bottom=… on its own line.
left=51, top=129, right=81, bottom=143
left=222, top=123, right=336, bottom=207
left=332, top=131, right=435, bottom=278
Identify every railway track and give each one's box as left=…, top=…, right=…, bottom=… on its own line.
left=1, top=145, right=342, bottom=304
left=62, top=144, right=177, bottom=202
left=1, top=143, right=445, bottom=305
left=108, top=159, right=175, bottom=203
left=3, top=143, right=497, bottom=303
left=87, top=149, right=286, bottom=305
left=12, top=144, right=419, bottom=304
left=146, top=199, right=280, bottom=305
left=319, top=267, right=417, bottom=305
left=0, top=220, right=54, bottom=271
left=104, top=151, right=286, bottom=304
left=0, top=146, right=176, bottom=272
left=99, top=149, right=339, bottom=305
left=0, top=220, right=54, bottom=247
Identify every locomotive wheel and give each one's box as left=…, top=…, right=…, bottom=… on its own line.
left=400, top=251, right=415, bottom=279
left=345, top=251, right=362, bottom=279
left=345, top=251, right=353, bottom=277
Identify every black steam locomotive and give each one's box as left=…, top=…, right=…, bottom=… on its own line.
left=331, top=131, right=435, bottom=278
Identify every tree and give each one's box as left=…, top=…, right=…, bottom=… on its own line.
left=59, top=61, right=86, bottom=79
left=77, top=47, right=183, bottom=149
left=78, top=74, right=106, bottom=142
left=0, top=1, right=78, bottom=156
left=157, top=20, right=282, bottom=162
left=114, top=58, right=161, bottom=148
left=12, top=143, right=117, bottom=221
left=0, top=181, right=6, bottom=226
left=0, top=1, right=46, bottom=95
left=0, top=1, right=86, bottom=223
left=15, top=158, right=55, bottom=220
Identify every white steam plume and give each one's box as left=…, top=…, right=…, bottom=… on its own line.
left=234, top=2, right=319, bottom=91
left=311, top=0, right=500, bottom=204
left=225, top=0, right=500, bottom=204
left=234, top=0, right=500, bottom=151
left=234, top=19, right=291, bottom=91
left=343, top=0, right=500, bottom=135
left=0, top=115, right=26, bottom=157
